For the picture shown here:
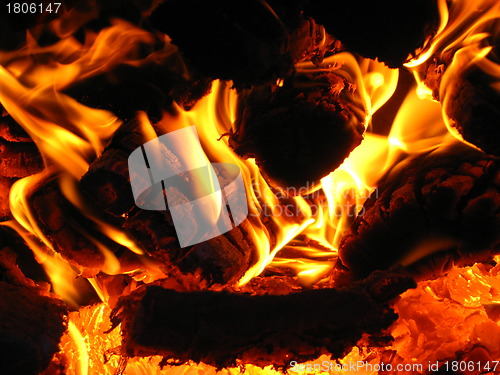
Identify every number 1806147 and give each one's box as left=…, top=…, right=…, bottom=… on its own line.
left=6, top=3, right=62, bottom=14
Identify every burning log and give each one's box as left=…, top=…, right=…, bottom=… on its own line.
left=29, top=177, right=141, bottom=276
left=0, top=231, right=68, bottom=375
left=0, top=110, right=43, bottom=178
left=337, top=142, right=500, bottom=281
left=148, top=0, right=340, bottom=87
left=80, top=116, right=258, bottom=285
left=80, top=148, right=135, bottom=217
left=303, top=0, right=440, bottom=67
left=423, top=38, right=500, bottom=156
left=124, top=208, right=256, bottom=285
left=229, top=70, right=365, bottom=189
left=80, top=115, right=156, bottom=217
left=65, top=60, right=212, bottom=123
left=0, top=226, right=49, bottom=283
left=0, top=177, right=16, bottom=221
left=0, top=281, right=68, bottom=375
left=0, top=138, right=44, bottom=178
left=0, top=113, right=43, bottom=220
left=0, top=113, right=33, bottom=142
left=111, top=269, right=416, bottom=368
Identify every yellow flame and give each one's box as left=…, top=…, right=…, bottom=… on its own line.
left=68, top=321, right=89, bottom=375
left=406, top=0, right=500, bottom=95
left=0, top=19, right=177, bottom=300
left=389, top=87, right=454, bottom=154
left=404, top=0, right=450, bottom=68
left=161, top=59, right=395, bottom=286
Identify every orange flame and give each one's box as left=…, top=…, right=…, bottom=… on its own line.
left=1, top=1, right=499, bottom=373
left=406, top=0, right=500, bottom=99
left=0, top=19, right=173, bottom=305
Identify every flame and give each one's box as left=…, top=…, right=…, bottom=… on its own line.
left=405, top=0, right=500, bottom=98
left=1, top=1, right=499, bottom=373
left=0, top=18, right=178, bottom=305
left=2, top=16, right=400, bottom=291
left=389, top=86, right=454, bottom=154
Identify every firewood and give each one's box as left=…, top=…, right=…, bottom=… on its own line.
left=80, top=148, right=135, bottom=217
left=424, top=41, right=500, bottom=156
left=148, top=0, right=340, bottom=88
left=80, top=116, right=167, bottom=217
left=0, top=226, right=49, bottom=284
left=123, top=203, right=256, bottom=286
left=337, top=142, right=500, bottom=282
left=111, top=269, right=415, bottom=368
left=303, top=0, right=440, bottom=67
left=0, top=113, right=33, bottom=143
left=0, top=247, right=36, bottom=288
left=0, top=282, right=68, bottom=375
left=0, top=177, right=16, bottom=221
left=0, top=238, right=68, bottom=375
left=229, top=71, right=365, bottom=189
left=65, top=61, right=212, bottom=123
left=30, top=177, right=141, bottom=276
left=0, top=138, right=44, bottom=178
left=81, top=116, right=258, bottom=285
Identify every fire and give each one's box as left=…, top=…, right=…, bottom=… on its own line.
left=0, top=0, right=499, bottom=373
left=405, top=0, right=500, bottom=147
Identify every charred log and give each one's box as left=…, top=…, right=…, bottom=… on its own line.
left=229, top=71, right=365, bottom=189
left=0, top=282, right=68, bottom=375
left=123, top=204, right=256, bottom=286
left=111, top=269, right=415, bottom=368
left=30, top=177, right=140, bottom=276
left=443, top=67, right=500, bottom=156
left=0, top=237, right=68, bottom=375
left=337, top=142, right=500, bottom=282
left=0, top=226, right=48, bottom=283
left=0, top=113, right=33, bottom=143
left=0, top=177, right=16, bottom=221
left=0, top=138, right=44, bottom=178
left=426, top=43, right=500, bottom=156
left=80, top=148, right=135, bottom=217
left=80, top=115, right=162, bottom=217
left=81, top=116, right=258, bottom=285
left=0, top=112, right=43, bottom=220
left=148, top=0, right=339, bottom=88
left=303, top=0, right=440, bottom=67
left=65, top=60, right=212, bottom=123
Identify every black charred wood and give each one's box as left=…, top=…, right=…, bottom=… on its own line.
left=422, top=25, right=500, bottom=156
left=80, top=148, right=135, bottom=217
left=0, top=238, right=68, bottom=375
left=65, top=60, right=212, bottom=123
left=0, top=113, right=33, bottom=142
left=229, top=71, right=365, bottom=189
left=442, top=39, right=500, bottom=156
left=149, top=0, right=339, bottom=88
left=303, top=0, right=440, bottom=67
left=111, top=269, right=415, bottom=368
left=0, top=282, right=68, bottom=375
left=80, top=116, right=258, bottom=285
left=123, top=207, right=256, bottom=286
left=80, top=116, right=161, bottom=217
left=149, top=0, right=291, bottom=87
left=0, top=227, right=48, bottom=284
left=30, top=177, right=139, bottom=276
left=0, top=138, right=44, bottom=178
left=337, top=142, right=500, bottom=282
left=0, top=177, right=16, bottom=221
